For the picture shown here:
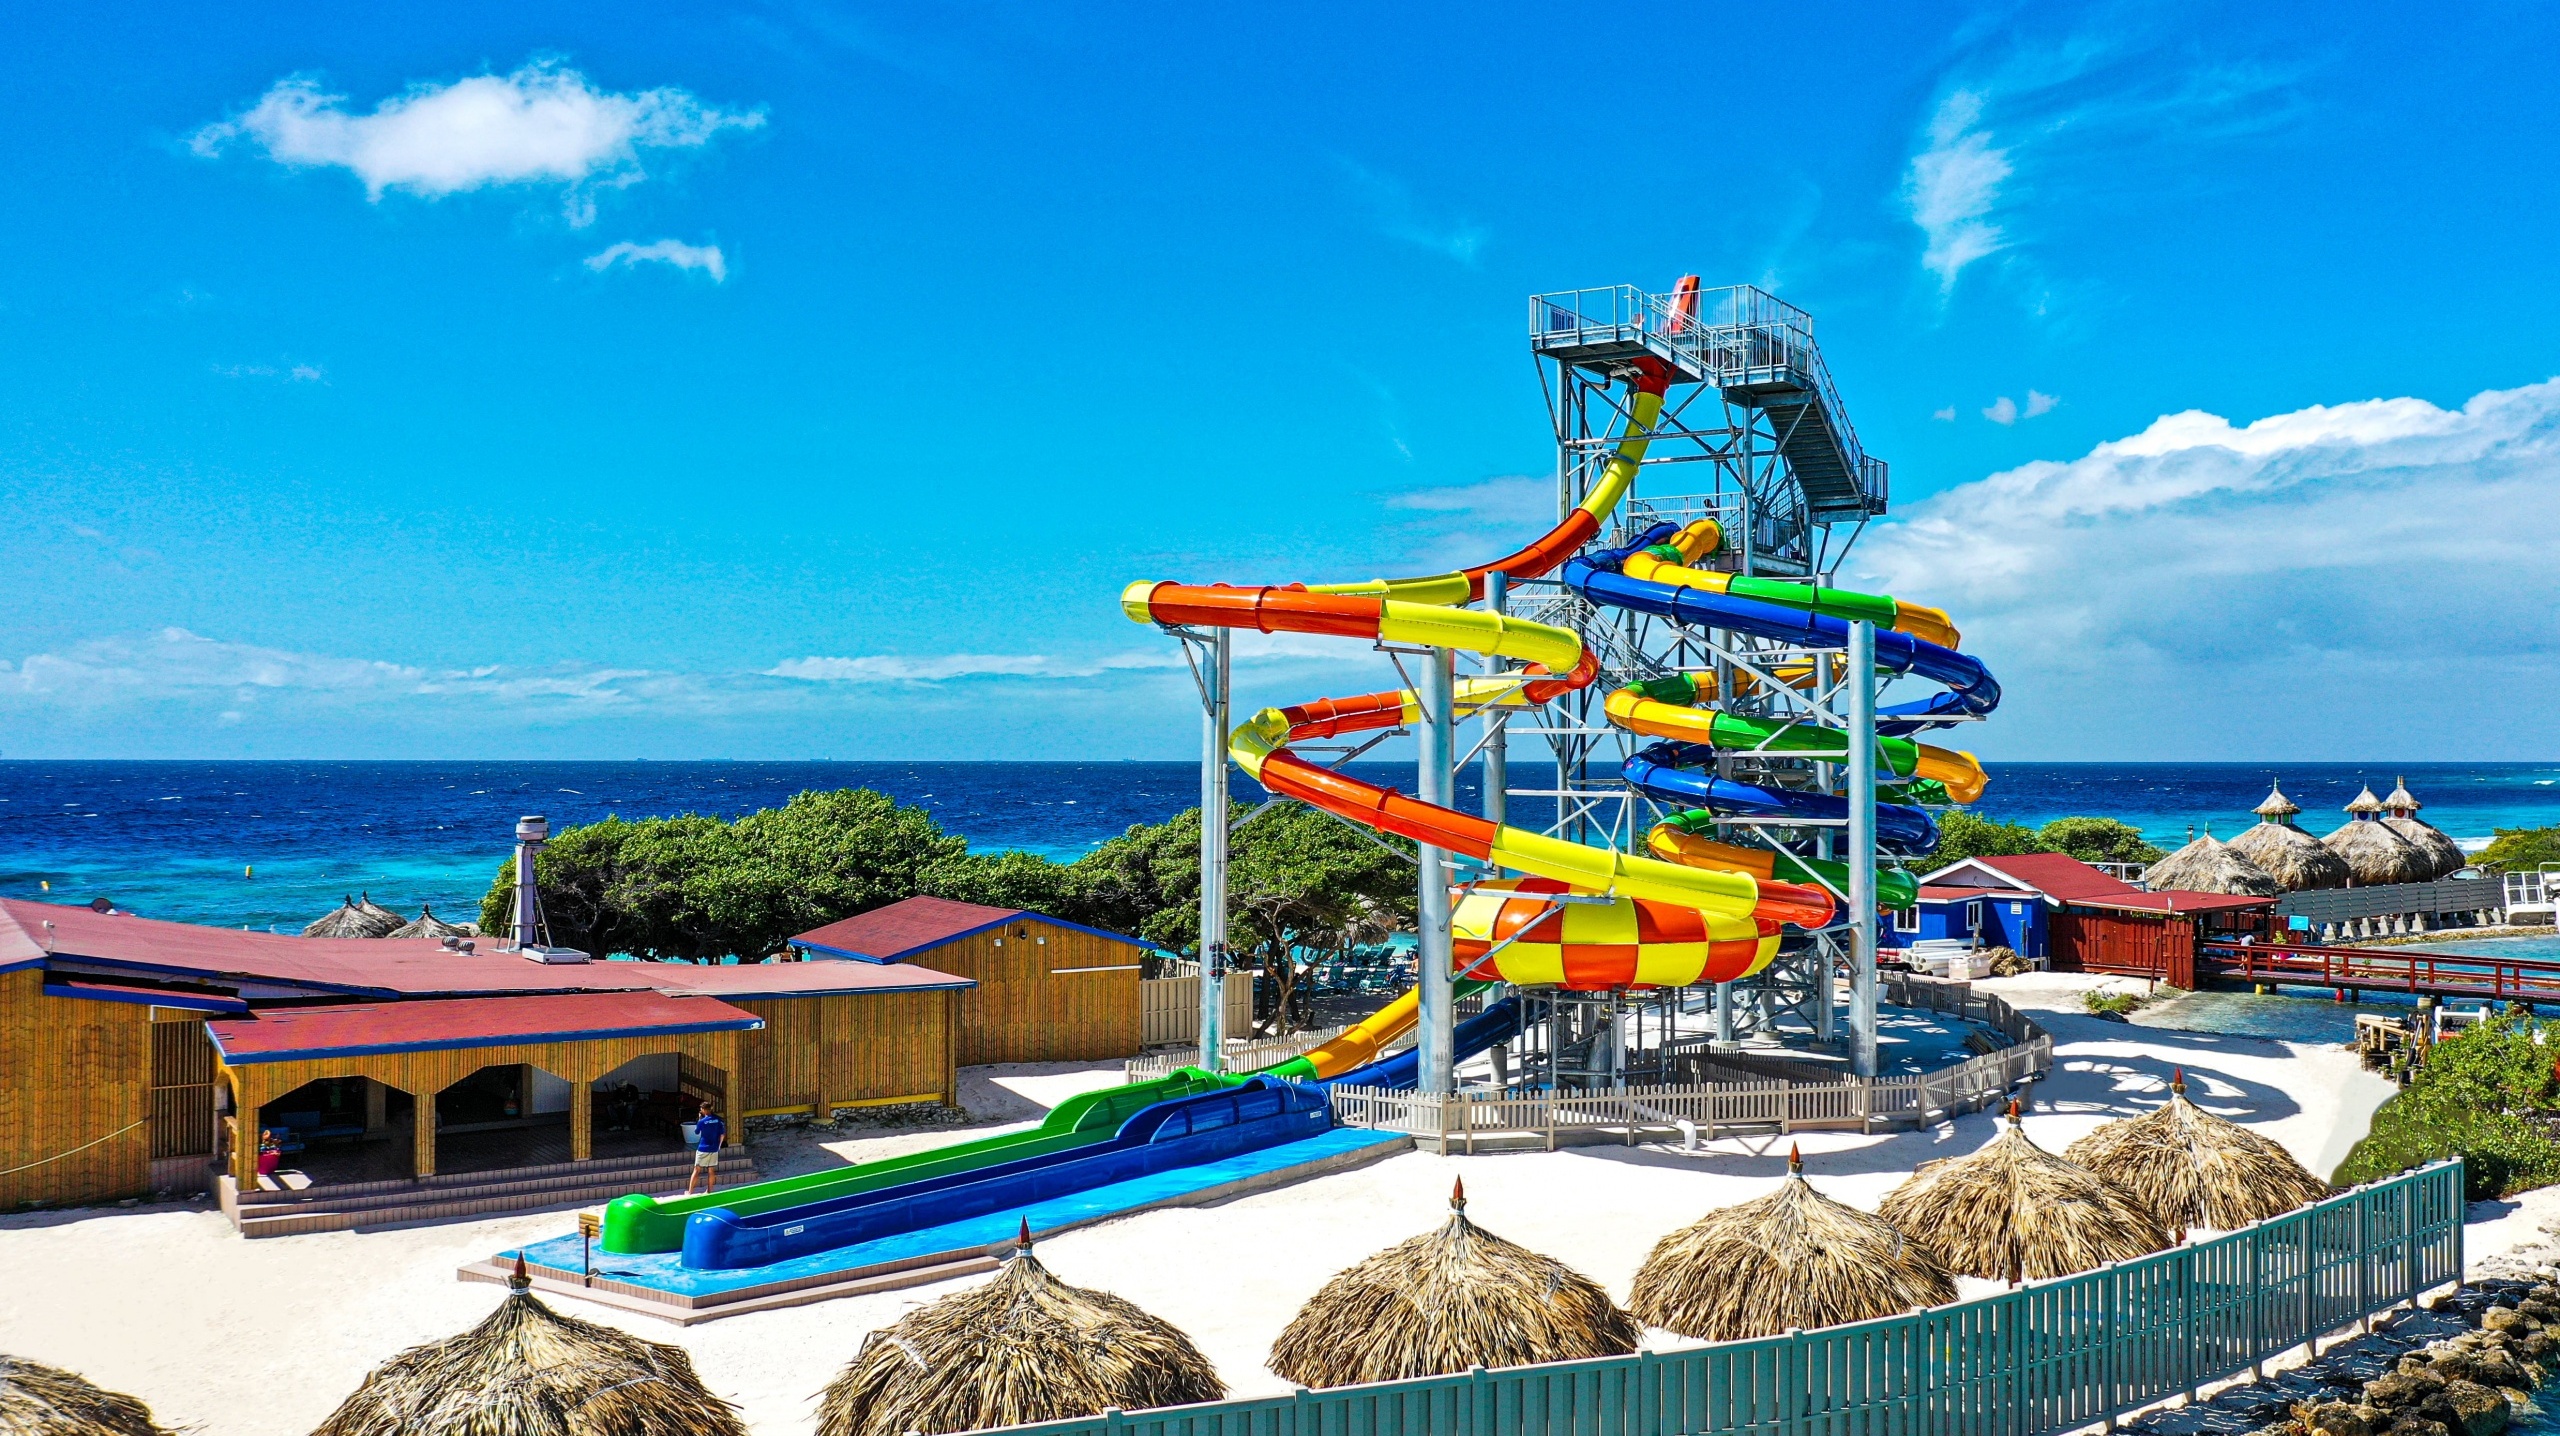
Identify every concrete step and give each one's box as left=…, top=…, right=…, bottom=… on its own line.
left=234, top=1154, right=755, bottom=1238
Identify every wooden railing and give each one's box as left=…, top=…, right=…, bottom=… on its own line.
left=2202, top=941, right=2560, bottom=1004
left=980, top=1161, right=2464, bottom=1436
left=1140, top=971, right=1258, bottom=1049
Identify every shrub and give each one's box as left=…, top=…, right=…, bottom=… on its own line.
left=2332, top=1013, right=2560, bottom=1198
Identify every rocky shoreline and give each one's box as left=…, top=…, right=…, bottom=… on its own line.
left=2128, top=1271, right=2560, bottom=1436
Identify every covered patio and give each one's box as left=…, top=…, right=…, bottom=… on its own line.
left=210, top=991, right=762, bottom=1191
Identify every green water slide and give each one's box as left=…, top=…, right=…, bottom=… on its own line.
left=599, top=1067, right=1234, bottom=1253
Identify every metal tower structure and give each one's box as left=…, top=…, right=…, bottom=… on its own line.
left=1492, top=281, right=1902, bottom=1074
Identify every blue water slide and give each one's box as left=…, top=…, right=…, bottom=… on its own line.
left=1322, top=996, right=1523, bottom=1090
left=680, top=1077, right=1331, bottom=1270
left=1622, top=744, right=1940, bottom=855
left=1558, top=555, right=2002, bottom=724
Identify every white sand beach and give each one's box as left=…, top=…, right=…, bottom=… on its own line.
left=0, top=974, right=2462, bottom=1436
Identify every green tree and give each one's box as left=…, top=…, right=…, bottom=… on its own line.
left=921, top=849, right=1082, bottom=917
left=1225, top=804, right=1417, bottom=1033
left=476, top=788, right=966, bottom=962
left=2035, top=817, right=2166, bottom=866
left=1928, top=811, right=2046, bottom=865
left=2480, top=825, right=2560, bottom=874
left=2335, top=1012, right=2560, bottom=1198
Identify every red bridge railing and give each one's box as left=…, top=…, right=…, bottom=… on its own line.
left=2199, top=940, right=2560, bottom=1003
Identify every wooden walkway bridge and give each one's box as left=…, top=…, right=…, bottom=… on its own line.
left=2198, top=940, right=2560, bottom=1006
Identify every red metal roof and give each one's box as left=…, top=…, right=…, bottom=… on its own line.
left=208, top=992, right=762, bottom=1064
left=0, top=899, right=973, bottom=1001
left=793, top=896, right=1144, bottom=963
left=1914, top=856, right=2272, bottom=914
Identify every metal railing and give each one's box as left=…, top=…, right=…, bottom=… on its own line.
left=1529, top=284, right=1887, bottom=514
left=982, top=1160, right=2464, bottom=1436
left=1125, top=1026, right=1353, bottom=1082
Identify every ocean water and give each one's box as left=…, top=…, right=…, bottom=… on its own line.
left=2, top=760, right=2555, bottom=934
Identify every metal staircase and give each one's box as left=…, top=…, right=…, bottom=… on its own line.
left=1530, top=284, right=1887, bottom=523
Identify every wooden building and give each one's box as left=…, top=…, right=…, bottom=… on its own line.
left=793, top=897, right=1149, bottom=1064
left=0, top=898, right=971, bottom=1221
left=1918, top=854, right=2273, bottom=985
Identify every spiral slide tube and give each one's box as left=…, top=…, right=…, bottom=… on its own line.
left=1120, top=357, right=1835, bottom=937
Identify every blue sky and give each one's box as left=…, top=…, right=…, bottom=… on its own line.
left=4, top=2, right=2556, bottom=761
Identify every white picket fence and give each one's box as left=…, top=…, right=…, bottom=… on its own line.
left=1124, top=1025, right=1352, bottom=1081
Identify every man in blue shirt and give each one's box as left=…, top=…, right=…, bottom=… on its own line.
left=684, top=1101, right=728, bottom=1195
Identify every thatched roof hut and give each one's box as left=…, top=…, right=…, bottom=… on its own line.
left=2062, top=1069, right=2330, bottom=1231
left=1878, top=1103, right=2171, bottom=1282
left=2141, top=834, right=2282, bottom=898
left=0, top=1356, right=172, bottom=1436
left=2228, top=788, right=2350, bottom=891
left=818, top=1223, right=1221, bottom=1436
left=387, top=905, right=474, bottom=941
left=2380, top=778, right=2468, bottom=878
left=303, top=895, right=399, bottom=940
left=1628, top=1146, right=1955, bottom=1340
left=356, top=891, right=404, bottom=931
left=1269, top=1179, right=1637, bottom=1387
left=313, top=1257, right=746, bottom=1436
left=2321, top=819, right=2431, bottom=886
left=2344, top=784, right=2385, bottom=816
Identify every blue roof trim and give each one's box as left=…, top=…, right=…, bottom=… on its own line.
left=793, top=912, right=1149, bottom=965
left=789, top=941, right=897, bottom=964
left=210, top=1014, right=768, bottom=1066
left=0, top=956, right=46, bottom=977
left=46, top=982, right=246, bottom=1013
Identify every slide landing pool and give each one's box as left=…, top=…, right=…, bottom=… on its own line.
left=461, top=1125, right=1406, bottom=1324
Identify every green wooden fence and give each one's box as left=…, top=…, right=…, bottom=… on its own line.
left=989, top=1160, right=2463, bottom=1436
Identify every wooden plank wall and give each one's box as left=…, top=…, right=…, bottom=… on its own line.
left=729, top=990, right=953, bottom=1117
left=0, top=972, right=153, bottom=1208
left=1140, top=973, right=1257, bottom=1048
left=148, top=1013, right=219, bottom=1159
left=2053, top=908, right=2197, bottom=981
left=910, top=920, right=1143, bottom=1065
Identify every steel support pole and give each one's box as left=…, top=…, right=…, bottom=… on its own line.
left=1848, top=620, right=1879, bottom=1078
left=1815, top=649, right=1837, bottom=1045
left=1417, top=646, right=1457, bottom=1095
left=1482, top=571, right=1508, bottom=827
left=1199, top=629, right=1231, bottom=1073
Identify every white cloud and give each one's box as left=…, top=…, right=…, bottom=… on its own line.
left=1856, top=377, right=2560, bottom=758
left=1901, top=38, right=2301, bottom=302
left=1982, top=396, right=2019, bottom=425
left=586, top=238, right=727, bottom=282
left=1904, top=89, right=2012, bottom=292
left=212, top=362, right=325, bottom=382
left=2024, top=389, right=2059, bottom=417
left=1338, top=159, right=1485, bottom=265
left=767, top=652, right=1171, bottom=682
left=1933, top=406, right=1958, bottom=422
left=191, top=60, right=764, bottom=224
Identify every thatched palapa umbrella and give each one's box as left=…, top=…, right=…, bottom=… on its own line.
left=313, top=1256, right=746, bottom=1436
left=2381, top=778, right=2468, bottom=879
left=1268, top=1179, right=1637, bottom=1387
left=2140, top=832, right=2282, bottom=898
left=817, top=1221, right=1222, bottom=1436
left=303, top=895, right=398, bottom=940
left=0, top=1355, right=173, bottom=1436
left=2062, top=1069, right=2330, bottom=1231
left=2322, top=788, right=2432, bottom=886
left=1879, top=1102, right=2170, bottom=1282
left=1628, top=1145, right=1955, bottom=1340
left=387, top=905, right=474, bottom=941
left=2226, top=783, right=2351, bottom=891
